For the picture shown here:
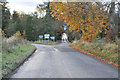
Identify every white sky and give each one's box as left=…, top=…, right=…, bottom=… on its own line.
left=7, top=0, right=119, bottom=14
left=8, top=0, right=51, bottom=14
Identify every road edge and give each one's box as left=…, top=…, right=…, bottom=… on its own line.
left=70, top=45, right=119, bottom=68
left=2, top=47, right=37, bottom=78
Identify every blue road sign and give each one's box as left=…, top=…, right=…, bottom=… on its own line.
left=39, top=35, right=43, bottom=39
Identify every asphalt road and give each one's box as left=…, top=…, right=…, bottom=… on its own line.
left=10, top=43, right=118, bottom=78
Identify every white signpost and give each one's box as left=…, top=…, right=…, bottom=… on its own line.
left=44, top=34, right=50, bottom=39
left=50, top=36, right=55, bottom=40
left=50, top=36, right=55, bottom=42
left=44, top=34, right=50, bottom=43
left=50, top=36, right=55, bottom=43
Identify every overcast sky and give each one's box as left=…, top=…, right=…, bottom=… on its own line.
left=8, top=0, right=51, bottom=14
left=7, top=0, right=119, bottom=14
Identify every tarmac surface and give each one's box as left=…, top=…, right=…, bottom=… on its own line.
left=10, top=43, right=118, bottom=78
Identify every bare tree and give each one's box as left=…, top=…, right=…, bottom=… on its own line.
left=96, top=1, right=119, bottom=42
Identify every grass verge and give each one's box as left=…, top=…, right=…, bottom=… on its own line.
left=2, top=44, right=36, bottom=77
left=70, top=40, right=119, bottom=68
left=34, top=41, right=60, bottom=45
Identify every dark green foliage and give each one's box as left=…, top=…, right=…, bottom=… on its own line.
left=0, top=1, right=10, bottom=34
left=67, top=31, right=74, bottom=42
left=24, top=14, right=55, bottom=41
left=55, top=26, right=64, bottom=40
left=12, top=11, right=19, bottom=23
left=25, top=16, right=35, bottom=41
left=0, top=5, right=2, bottom=28
left=38, top=13, right=55, bottom=35
left=1, top=1, right=68, bottom=41
left=5, top=22, right=16, bottom=37
left=16, top=18, right=23, bottom=35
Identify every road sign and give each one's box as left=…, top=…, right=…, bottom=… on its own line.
left=44, top=34, right=50, bottom=39
left=50, top=36, right=55, bottom=40
left=39, top=35, right=43, bottom=39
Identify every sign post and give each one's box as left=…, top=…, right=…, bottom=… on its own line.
left=44, top=34, right=50, bottom=43
left=50, top=36, right=55, bottom=42
left=39, top=35, right=43, bottom=43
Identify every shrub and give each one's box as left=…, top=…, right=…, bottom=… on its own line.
left=2, top=31, right=28, bottom=54
left=71, top=39, right=119, bottom=64
left=13, top=31, right=21, bottom=39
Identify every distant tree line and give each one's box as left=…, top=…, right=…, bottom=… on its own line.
left=0, top=1, right=67, bottom=41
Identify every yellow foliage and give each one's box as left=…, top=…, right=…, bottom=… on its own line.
left=0, top=28, right=5, bottom=37
left=22, top=30, right=27, bottom=40
left=49, top=2, right=110, bottom=42
left=13, top=31, right=21, bottom=39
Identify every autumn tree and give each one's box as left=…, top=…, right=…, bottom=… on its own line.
left=49, top=2, right=110, bottom=42
left=96, top=1, right=119, bottom=42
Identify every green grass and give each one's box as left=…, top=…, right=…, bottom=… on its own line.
left=34, top=41, right=61, bottom=45
left=70, top=40, right=119, bottom=64
left=2, top=44, right=36, bottom=77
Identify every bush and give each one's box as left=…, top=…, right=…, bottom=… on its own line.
left=1, top=30, right=35, bottom=77
left=2, top=31, right=28, bottom=54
